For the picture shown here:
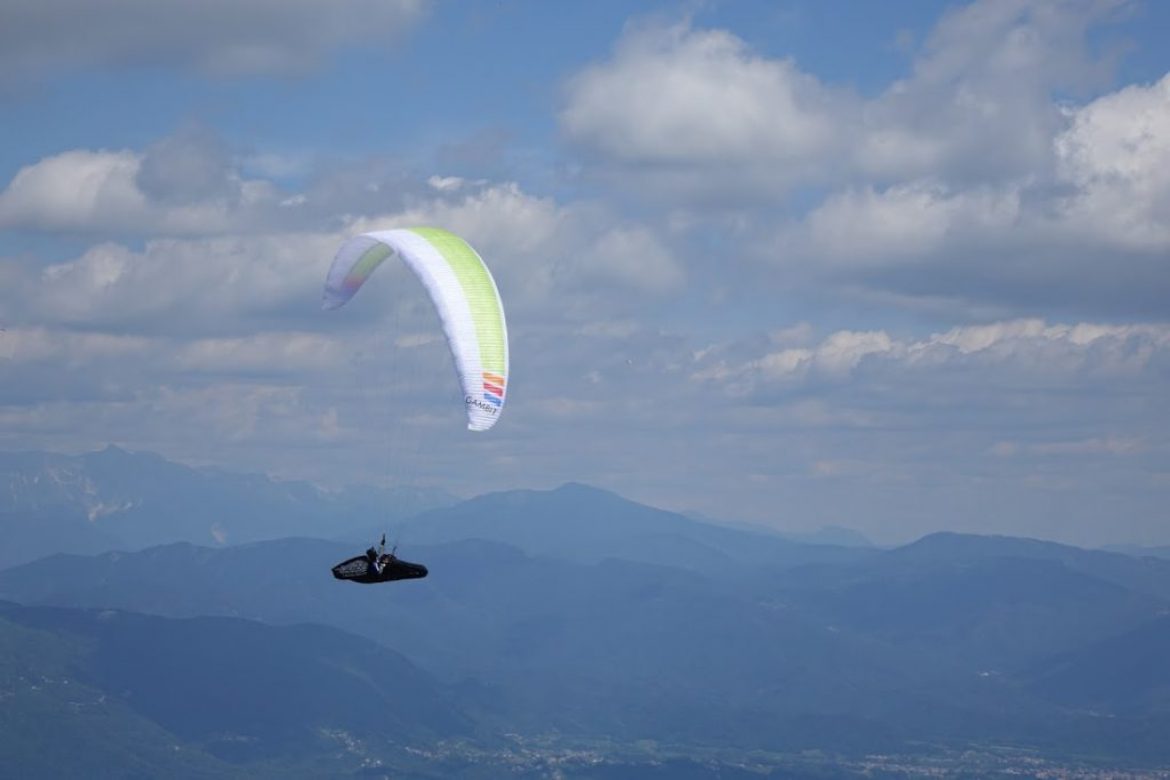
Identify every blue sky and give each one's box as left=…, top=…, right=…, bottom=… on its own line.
left=1, top=0, right=1168, bottom=546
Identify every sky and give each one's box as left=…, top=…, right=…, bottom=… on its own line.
left=1, top=0, right=1168, bottom=547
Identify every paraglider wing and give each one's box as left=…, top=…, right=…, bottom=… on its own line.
left=323, top=227, right=509, bottom=431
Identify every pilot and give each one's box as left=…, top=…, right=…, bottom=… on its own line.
left=365, top=545, right=385, bottom=575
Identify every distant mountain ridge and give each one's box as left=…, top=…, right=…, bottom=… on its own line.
left=4, top=529, right=1170, bottom=765
left=0, top=599, right=470, bottom=776
left=378, top=481, right=875, bottom=573
left=1104, top=543, right=1170, bottom=561
left=883, top=531, right=1170, bottom=601
left=682, top=509, right=875, bottom=548
left=5, top=448, right=1170, bottom=771
left=1, top=447, right=877, bottom=575
left=0, top=446, right=458, bottom=567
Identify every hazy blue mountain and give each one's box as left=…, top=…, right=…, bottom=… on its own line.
left=0, top=604, right=232, bottom=778
left=780, top=525, right=874, bottom=548
left=0, top=508, right=123, bottom=571
left=1, top=448, right=870, bottom=577
left=878, top=532, right=1170, bottom=601
left=4, top=461, right=1170, bottom=765
left=5, top=531, right=1170, bottom=761
left=1027, top=615, right=1170, bottom=714
left=783, top=555, right=1165, bottom=673
left=682, top=510, right=875, bottom=549
left=0, top=447, right=457, bottom=566
left=0, top=538, right=959, bottom=745
left=745, top=532, right=1170, bottom=678
left=1103, top=544, right=1170, bottom=561
left=1014, top=615, right=1170, bottom=764
left=0, top=600, right=470, bottom=777
left=373, top=482, right=876, bottom=574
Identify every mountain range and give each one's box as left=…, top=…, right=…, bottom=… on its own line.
left=2, top=447, right=1169, bottom=777
left=0, top=446, right=457, bottom=568
left=0, top=599, right=467, bottom=777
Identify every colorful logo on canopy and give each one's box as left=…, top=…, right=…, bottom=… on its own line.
left=482, top=372, right=505, bottom=407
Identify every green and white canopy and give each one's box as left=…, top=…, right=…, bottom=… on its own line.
left=323, top=227, right=509, bottom=431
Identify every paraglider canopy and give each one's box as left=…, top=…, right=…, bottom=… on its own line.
left=323, top=227, right=509, bottom=431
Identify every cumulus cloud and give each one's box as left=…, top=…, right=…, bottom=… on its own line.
left=0, top=327, right=150, bottom=365
left=0, top=381, right=317, bottom=459
left=1, top=125, right=684, bottom=324
left=572, top=225, right=685, bottom=294
left=1, top=234, right=332, bottom=335
left=561, top=20, right=852, bottom=192
left=994, top=435, right=1147, bottom=457
left=0, top=136, right=694, bottom=406
left=0, top=144, right=282, bottom=236
left=0, top=326, right=353, bottom=382
left=560, top=2, right=1167, bottom=315
left=0, top=158, right=688, bottom=483
left=856, top=0, right=1127, bottom=183
left=0, top=0, right=426, bottom=81
left=0, top=323, right=355, bottom=453
left=1053, top=73, right=1170, bottom=250
left=6, top=1, right=1168, bottom=546
left=353, top=181, right=685, bottom=307
left=695, top=319, right=1170, bottom=401
left=135, top=125, right=239, bottom=206
left=798, top=71, right=1170, bottom=255
left=170, top=332, right=346, bottom=375
left=0, top=150, right=148, bottom=231
left=0, top=127, right=458, bottom=238
left=563, top=1, right=1127, bottom=193
left=802, top=182, right=1023, bottom=267
left=4, top=305, right=1167, bottom=543
left=784, top=72, right=1170, bottom=314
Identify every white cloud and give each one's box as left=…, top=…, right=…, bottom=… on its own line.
left=788, top=82, right=1169, bottom=312
left=803, top=182, right=1022, bottom=266
left=1053, top=73, right=1170, bottom=250
left=661, top=314, right=1170, bottom=543
left=0, top=326, right=346, bottom=378
left=171, top=333, right=345, bottom=374
left=561, top=2, right=1125, bottom=197
left=0, top=327, right=152, bottom=365
left=355, top=181, right=685, bottom=306
left=427, top=175, right=468, bottom=193
left=7, top=234, right=330, bottom=333
left=559, top=3, right=1167, bottom=316
left=0, top=146, right=281, bottom=235
left=856, top=0, right=1126, bottom=182
left=735, top=330, right=896, bottom=387
left=0, top=166, right=683, bottom=347
left=4, top=308, right=1167, bottom=545
left=698, top=319, right=1170, bottom=395
left=1034, top=437, right=1141, bottom=453
left=798, top=72, right=1170, bottom=266
left=0, top=0, right=426, bottom=81
left=994, top=435, right=1148, bottom=456
left=0, top=150, right=147, bottom=231
left=562, top=21, right=849, bottom=186
left=770, top=72, right=1170, bottom=314
left=5, top=1, right=1168, bottom=547
left=359, top=182, right=567, bottom=302
left=574, top=225, right=684, bottom=294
